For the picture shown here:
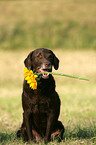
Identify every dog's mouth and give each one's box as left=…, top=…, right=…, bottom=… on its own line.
left=37, top=68, right=51, bottom=79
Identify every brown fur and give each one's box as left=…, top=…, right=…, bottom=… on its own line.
left=17, top=48, right=65, bottom=143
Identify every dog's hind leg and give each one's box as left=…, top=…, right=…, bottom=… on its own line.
left=51, top=121, right=65, bottom=142
left=16, top=123, right=28, bottom=141
left=32, top=129, right=42, bottom=142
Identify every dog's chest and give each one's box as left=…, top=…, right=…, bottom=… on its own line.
left=31, top=95, right=51, bottom=131
left=31, top=95, right=51, bottom=114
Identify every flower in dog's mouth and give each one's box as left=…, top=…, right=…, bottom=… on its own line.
left=23, top=67, right=89, bottom=90
left=24, top=67, right=38, bottom=90
left=38, top=68, right=50, bottom=79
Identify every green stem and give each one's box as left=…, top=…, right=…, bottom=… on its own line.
left=37, top=72, right=89, bottom=81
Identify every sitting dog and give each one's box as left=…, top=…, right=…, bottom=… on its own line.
left=17, top=48, right=65, bottom=143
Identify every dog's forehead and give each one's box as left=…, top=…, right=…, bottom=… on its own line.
left=33, top=48, right=52, bottom=56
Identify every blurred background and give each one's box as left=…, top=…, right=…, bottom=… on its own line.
left=0, top=0, right=96, bottom=50
left=0, top=1, right=96, bottom=144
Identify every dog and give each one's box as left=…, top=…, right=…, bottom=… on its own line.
left=17, top=48, right=65, bottom=143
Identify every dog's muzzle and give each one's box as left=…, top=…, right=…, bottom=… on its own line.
left=37, top=63, right=52, bottom=79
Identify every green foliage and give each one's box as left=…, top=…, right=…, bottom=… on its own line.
left=65, top=121, right=96, bottom=139
left=0, top=0, right=96, bottom=50
left=0, top=20, right=96, bottom=50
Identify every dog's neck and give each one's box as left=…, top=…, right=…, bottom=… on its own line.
left=34, top=75, right=55, bottom=96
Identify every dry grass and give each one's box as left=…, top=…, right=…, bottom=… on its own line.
left=1, top=0, right=95, bottom=23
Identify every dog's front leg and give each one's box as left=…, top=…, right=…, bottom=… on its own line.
left=44, top=111, right=55, bottom=143
left=24, top=110, right=32, bottom=141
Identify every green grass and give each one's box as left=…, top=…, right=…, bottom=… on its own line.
left=0, top=0, right=96, bottom=50
left=0, top=49, right=96, bottom=144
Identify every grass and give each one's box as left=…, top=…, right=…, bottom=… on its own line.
left=0, top=49, right=96, bottom=144
left=0, top=0, right=96, bottom=50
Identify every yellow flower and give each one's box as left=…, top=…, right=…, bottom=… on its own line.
left=24, top=67, right=38, bottom=90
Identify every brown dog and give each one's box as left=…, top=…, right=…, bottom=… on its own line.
left=17, top=48, right=64, bottom=143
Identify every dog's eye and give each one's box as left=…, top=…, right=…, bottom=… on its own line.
left=37, top=53, right=42, bottom=58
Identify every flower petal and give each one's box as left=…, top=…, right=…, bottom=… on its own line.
left=25, top=76, right=30, bottom=80
left=34, top=75, right=38, bottom=78
left=24, top=67, right=38, bottom=90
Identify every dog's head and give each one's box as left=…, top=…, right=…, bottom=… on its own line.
left=24, top=48, right=59, bottom=79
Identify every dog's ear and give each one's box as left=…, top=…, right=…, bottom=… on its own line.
left=51, top=51, right=59, bottom=70
left=24, top=51, right=33, bottom=70
left=53, top=54, right=59, bottom=70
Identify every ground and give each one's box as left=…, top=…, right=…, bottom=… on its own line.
left=0, top=49, right=96, bottom=144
